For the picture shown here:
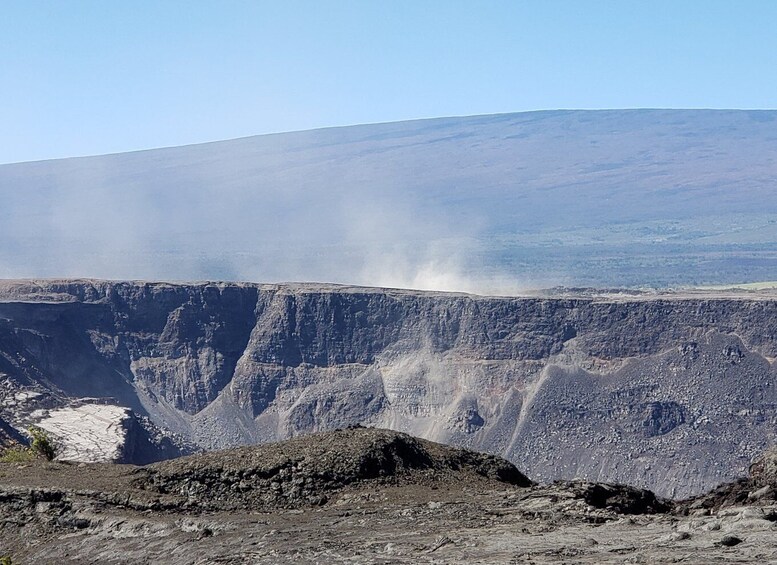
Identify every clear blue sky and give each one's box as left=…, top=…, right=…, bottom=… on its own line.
left=2, top=0, right=776, bottom=164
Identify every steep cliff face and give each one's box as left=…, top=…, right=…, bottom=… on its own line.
left=1, top=279, right=777, bottom=497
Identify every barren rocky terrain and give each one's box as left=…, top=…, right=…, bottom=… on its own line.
left=2, top=428, right=777, bottom=564
left=2, top=280, right=777, bottom=499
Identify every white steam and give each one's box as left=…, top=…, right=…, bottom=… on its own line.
left=3, top=110, right=772, bottom=291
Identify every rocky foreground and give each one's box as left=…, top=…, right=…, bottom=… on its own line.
left=2, top=428, right=777, bottom=564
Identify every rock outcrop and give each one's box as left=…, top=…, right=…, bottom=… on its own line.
left=141, top=427, right=531, bottom=509
left=0, top=417, right=24, bottom=449
left=2, top=279, right=777, bottom=497
left=683, top=447, right=777, bottom=511
left=0, top=428, right=676, bottom=564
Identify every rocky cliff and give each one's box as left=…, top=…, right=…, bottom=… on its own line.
left=1, top=279, right=777, bottom=497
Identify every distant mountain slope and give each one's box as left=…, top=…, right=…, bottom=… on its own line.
left=1, top=110, right=776, bottom=288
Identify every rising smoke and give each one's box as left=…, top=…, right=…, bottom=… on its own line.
left=3, top=110, right=776, bottom=291
left=0, top=127, right=515, bottom=294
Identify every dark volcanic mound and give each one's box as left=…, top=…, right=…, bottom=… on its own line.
left=562, top=481, right=671, bottom=515
left=140, top=427, right=532, bottom=508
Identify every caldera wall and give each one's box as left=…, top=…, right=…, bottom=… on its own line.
left=1, top=279, right=776, bottom=497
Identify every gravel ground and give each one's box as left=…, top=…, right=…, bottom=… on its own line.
left=2, top=429, right=776, bottom=564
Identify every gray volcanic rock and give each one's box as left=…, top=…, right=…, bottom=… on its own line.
left=749, top=447, right=777, bottom=488
left=678, top=447, right=777, bottom=511
left=2, top=279, right=777, bottom=497
left=19, top=433, right=777, bottom=564
left=0, top=430, right=676, bottom=564
left=0, top=417, right=24, bottom=449
left=141, top=427, right=531, bottom=509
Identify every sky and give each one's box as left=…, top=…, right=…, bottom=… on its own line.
left=2, top=0, right=777, bottom=164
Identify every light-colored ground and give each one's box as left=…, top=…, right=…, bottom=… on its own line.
left=694, top=281, right=777, bottom=291
left=1, top=466, right=776, bottom=564
left=35, top=404, right=131, bottom=462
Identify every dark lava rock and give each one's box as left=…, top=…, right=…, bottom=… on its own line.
left=138, top=427, right=532, bottom=509
left=681, top=478, right=753, bottom=512
left=720, top=534, right=743, bottom=547
left=570, top=481, right=671, bottom=514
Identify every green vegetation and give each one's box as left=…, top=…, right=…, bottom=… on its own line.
left=28, top=426, right=56, bottom=461
left=0, top=426, right=57, bottom=463
left=0, top=555, right=15, bottom=565
left=0, top=445, right=37, bottom=463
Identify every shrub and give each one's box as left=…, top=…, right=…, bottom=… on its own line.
left=0, top=427, right=57, bottom=463
left=0, top=446, right=37, bottom=463
left=28, top=427, right=56, bottom=461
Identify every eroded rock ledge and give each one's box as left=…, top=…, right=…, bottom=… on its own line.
left=1, top=279, right=777, bottom=497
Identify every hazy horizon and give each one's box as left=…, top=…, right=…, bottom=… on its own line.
left=4, top=3, right=777, bottom=292
left=2, top=109, right=777, bottom=293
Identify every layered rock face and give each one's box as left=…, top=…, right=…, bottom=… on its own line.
left=1, top=279, right=777, bottom=497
